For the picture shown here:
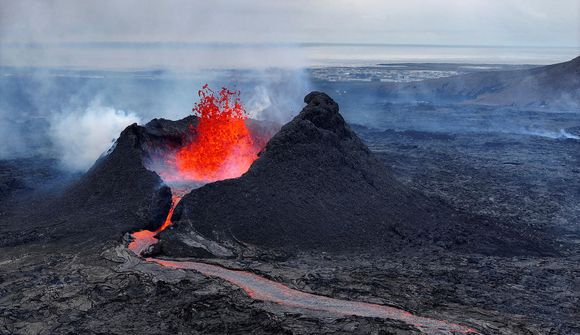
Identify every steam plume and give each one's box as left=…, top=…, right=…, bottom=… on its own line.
left=49, top=100, right=141, bottom=171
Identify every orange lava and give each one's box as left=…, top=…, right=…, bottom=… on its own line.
left=157, top=193, right=180, bottom=232
left=128, top=192, right=182, bottom=255
left=151, top=259, right=480, bottom=335
left=171, top=85, right=260, bottom=182
left=130, top=85, right=264, bottom=254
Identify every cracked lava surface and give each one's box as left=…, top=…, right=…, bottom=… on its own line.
left=149, top=258, right=479, bottom=335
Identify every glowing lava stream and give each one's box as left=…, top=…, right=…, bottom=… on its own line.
left=149, top=258, right=478, bottom=335
left=128, top=194, right=478, bottom=335
left=128, top=186, right=192, bottom=256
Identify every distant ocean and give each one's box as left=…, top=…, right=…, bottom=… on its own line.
left=1, top=42, right=578, bottom=71
left=303, top=43, right=578, bottom=66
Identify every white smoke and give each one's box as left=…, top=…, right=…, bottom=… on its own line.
left=0, top=2, right=314, bottom=170
left=246, top=86, right=273, bottom=119
left=49, top=100, right=141, bottom=171
left=517, top=128, right=580, bottom=140
left=243, top=69, right=311, bottom=124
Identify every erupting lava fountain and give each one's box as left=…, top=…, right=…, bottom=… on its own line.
left=130, top=85, right=268, bottom=254
left=162, top=84, right=265, bottom=183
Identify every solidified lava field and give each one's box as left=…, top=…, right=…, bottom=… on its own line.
left=1, top=62, right=579, bottom=334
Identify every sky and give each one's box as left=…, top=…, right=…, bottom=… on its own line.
left=1, top=0, right=579, bottom=47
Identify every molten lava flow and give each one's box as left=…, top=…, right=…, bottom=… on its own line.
left=151, top=259, right=480, bottom=335
left=167, top=85, right=261, bottom=183
left=128, top=188, right=189, bottom=255
left=157, top=193, right=180, bottom=232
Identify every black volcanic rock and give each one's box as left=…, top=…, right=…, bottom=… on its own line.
left=64, top=124, right=172, bottom=232
left=2, top=92, right=550, bottom=256
left=0, top=112, right=279, bottom=248
left=35, top=122, right=180, bottom=244
left=0, top=117, right=200, bottom=247
left=43, top=115, right=276, bottom=245
left=158, top=92, right=539, bottom=258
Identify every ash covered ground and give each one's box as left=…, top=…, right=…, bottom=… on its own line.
left=1, top=61, right=579, bottom=335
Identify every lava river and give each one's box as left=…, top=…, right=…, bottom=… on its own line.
left=127, top=85, right=479, bottom=335
left=127, top=186, right=191, bottom=256
left=128, top=184, right=478, bottom=335
left=150, top=258, right=478, bottom=335
left=128, top=192, right=477, bottom=335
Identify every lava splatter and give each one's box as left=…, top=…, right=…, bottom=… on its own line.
left=163, top=85, right=263, bottom=183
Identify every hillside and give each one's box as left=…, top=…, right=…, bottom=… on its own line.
left=387, top=56, right=580, bottom=108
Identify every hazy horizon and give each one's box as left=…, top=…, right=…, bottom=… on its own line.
left=1, top=0, right=579, bottom=70
left=1, top=43, right=577, bottom=71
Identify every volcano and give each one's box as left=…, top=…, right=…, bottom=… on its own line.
left=18, top=91, right=547, bottom=257
left=14, top=108, right=274, bottom=247
left=156, top=92, right=539, bottom=258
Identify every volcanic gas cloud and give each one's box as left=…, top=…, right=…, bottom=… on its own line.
left=161, top=85, right=266, bottom=183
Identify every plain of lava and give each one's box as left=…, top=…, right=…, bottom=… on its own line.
left=35, top=89, right=552, bottom=335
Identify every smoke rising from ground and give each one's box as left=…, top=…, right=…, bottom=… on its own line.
left=0, top=66, right=310, bottom=172
left=243, top=69, right=311, bottom=124
left=49, top=100, right=141, bottom=171
left=0, top=0, right=313, bottom=173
